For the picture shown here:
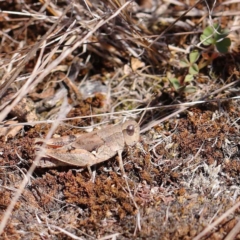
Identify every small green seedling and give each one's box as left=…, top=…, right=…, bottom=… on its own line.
left=179, top=50, right=200, bottom=82
left=169, top=76, right=181, bottom=91
left=168, top=23, right=231, bottom=94
left=168, top=72, right=197, bottom=93
left=200, top=23, right=231, bottom=53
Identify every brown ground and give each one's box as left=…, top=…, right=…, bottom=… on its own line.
left=0, top=0, right=240, bottom=239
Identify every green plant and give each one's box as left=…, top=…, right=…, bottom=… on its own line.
left=200, top=23, right=231, bottom=53
left=169, top=24, right=231, bottom=94
left=179, top=50, right=200, bottom=82
left=168, top=72, right=197, bottom=94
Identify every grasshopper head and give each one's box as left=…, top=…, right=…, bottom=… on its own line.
left=122, top=120, right=140, bottom=146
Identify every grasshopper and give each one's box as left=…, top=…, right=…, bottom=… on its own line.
left=35, top=120, right=140, bottom=175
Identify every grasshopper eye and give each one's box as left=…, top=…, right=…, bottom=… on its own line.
left=126, top=124, right=135, bottom=136
left=122, top=120, right=140, bottom=146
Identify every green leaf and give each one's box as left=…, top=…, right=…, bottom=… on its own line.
left=179, top=59, right=190, bottom=68
left=203, top=24, right=215, bottom=36
left=200, top=33, right=215, bottom=46
left=200, top=23, right=219, bottom=46
left=215, top=26, right=229, bottom=40
left=184, top=74, right=194, bottom=82
left=169, top=78, right=181, bottom=90
left=212, top=23, right=219, bottom=32
left=189, top=50, right=200, bottom=63
left=189, top=63, right=199, bottom=75
left=184, top=86, right=197, bottom=93
left=216, top=32, right=229, bottom=41
left=216, top=37, right=231, bottom=53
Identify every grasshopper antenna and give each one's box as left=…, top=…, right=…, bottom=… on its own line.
left=138, top=100, right=152, bottom=127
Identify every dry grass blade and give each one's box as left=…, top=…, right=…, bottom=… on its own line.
left=0, top=97, right=71, bottom=234
left=0, top=5, right=71, bottom=99
left=193, top=201, right=240, bottom=240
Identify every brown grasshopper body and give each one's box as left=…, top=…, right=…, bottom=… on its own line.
left=35, top=120, right=140, bottom=173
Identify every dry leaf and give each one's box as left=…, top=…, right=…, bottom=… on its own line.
left=131, top=57, right=145, bottom=71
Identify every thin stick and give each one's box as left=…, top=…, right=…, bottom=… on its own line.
left=193, top=201, right=240, bottom=240
left=225, top=219, right=240, bottom=240
left=1, top=95, right=240, bottom=128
